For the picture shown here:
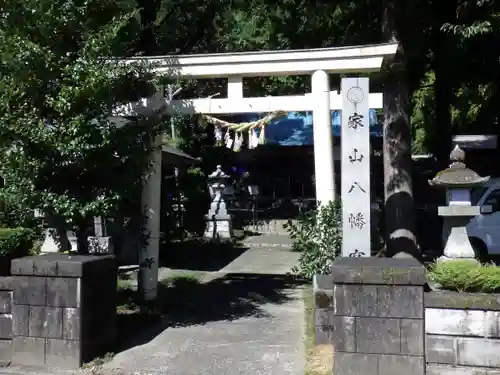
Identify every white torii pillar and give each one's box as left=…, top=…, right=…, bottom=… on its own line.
left=312, top=70, right=336, bottom=204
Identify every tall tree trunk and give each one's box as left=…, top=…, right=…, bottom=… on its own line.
left=75, top=226, right=89, bottom=254
left=433, top=62, right=453, bottom=169
left=381, top=1, right=420, bottom=259
left=139, top=0, right=159, bottom=55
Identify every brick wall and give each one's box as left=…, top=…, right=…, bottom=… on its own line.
left=425, top=291, right=500, bottom=374
left=0, top=277, right=13, bottom=366
left=314, top=262, right=500, bottom=375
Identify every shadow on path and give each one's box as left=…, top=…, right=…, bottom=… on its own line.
left=114, top=273, right=306, bottom=354
left=159, top=238, right=249, bottom=271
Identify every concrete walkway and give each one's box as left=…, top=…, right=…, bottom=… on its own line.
left=218, top=246, right=300, bottom=275
left=103, top=246, right=306, bottom=375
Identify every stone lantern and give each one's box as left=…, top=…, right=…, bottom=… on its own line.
left=204, top=165, right=233, bottom=240
left=428, top=145, right=490, bottom=260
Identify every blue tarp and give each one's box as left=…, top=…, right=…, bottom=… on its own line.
left=230, top=109, right=381, bottom=146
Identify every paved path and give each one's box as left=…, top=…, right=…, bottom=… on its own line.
left=104, top=246, right=306, bottom=375
left=218, top=247, right=300, bottom=275
left=1, top=242, right=306, bottom=375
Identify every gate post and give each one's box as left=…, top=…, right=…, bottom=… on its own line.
left=10, top=254, right=117, bottom=369
left=316, top=257, right=426, bottom=375
left=311, top=69, right=335, bottom=204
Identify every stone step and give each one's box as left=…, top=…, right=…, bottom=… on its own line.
left=242, top=234, right=294, bottom=249
left=243, top=219, right=296, bottom=235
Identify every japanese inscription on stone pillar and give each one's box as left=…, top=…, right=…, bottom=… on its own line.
left=341, top=77, right=371, bottom=257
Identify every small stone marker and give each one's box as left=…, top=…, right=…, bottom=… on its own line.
left=341, top=77, right=371, bottom=257
left=88, top=216, right=113, bottom=254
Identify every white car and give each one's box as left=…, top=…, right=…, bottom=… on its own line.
left=467, top=178, right=500, bottom=257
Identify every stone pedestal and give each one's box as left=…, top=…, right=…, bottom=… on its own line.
left=316, top=257, right=426, bottom=375
left=438, top=205, right=481, bottom=260
left=204, top=214, right=232, bottom=239
left=40, top=229, right=77, bottom=253
left=10, top=253, right=117, bottom=369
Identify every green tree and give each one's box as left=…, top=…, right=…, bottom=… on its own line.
left=0, top=0, right=168, bottom=252
left=411, top=0, right=500, bottom=159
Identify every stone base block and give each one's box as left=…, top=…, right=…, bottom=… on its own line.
left=204, top=215, right=232, bottom=240
left=45, top=338, right=81, bottom=368
left=11, top=337, right=86, bottom=368
left=0, top=339, right=12, bottom=366
left=0, top=314, right=12, bottom=339
left=88, top=236, right=114, bottom=254
left=427, top=363, right=500, bottom=375
left=334, top=352, right=424, bottom=375
left=11, top=337, right=45, bottom=366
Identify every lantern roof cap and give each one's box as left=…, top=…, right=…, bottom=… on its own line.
left=428, top=145, right=490, bottom=188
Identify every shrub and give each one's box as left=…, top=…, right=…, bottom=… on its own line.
left=284, top=200, right=342, bottom=279
left=428, top=260, right=500, bottom=293
left=0, top=228, right=39, bottom=276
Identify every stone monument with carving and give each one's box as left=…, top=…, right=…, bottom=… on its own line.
left=204, top=165, right=233, bottom=240
left=429, top=145, right=490, bottom=260
left=88, top=216, right=114, bottom=254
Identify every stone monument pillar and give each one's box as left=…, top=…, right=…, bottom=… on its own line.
left=341, top=77, right=371, bottom=257
left=428, top=145, right=490, bottom=260
left=204, top=165, right=233, bottom=240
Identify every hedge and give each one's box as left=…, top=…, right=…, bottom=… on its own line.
left=428, top=259, right=500, bottom=293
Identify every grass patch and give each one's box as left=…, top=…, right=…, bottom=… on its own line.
left=81, top=352, right=115, bottom=370
left=428, top=260, right=500, bottom=293
left=116, top=271, right=207, bottom=316
left=115, top=271, right=209, bottom=342
left=302, top=286, right=332, bottom=375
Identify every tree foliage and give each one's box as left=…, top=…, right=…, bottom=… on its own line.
left=284, top=200, right=342, bottom=279
left=0, top=0, right=168, bottom=249
left=1, top=0, right=499, bottom=254
left=130, top=0, right=500, bottom=255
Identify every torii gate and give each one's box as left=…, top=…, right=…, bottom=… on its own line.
left=116, top=43, right=398, bottom=300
